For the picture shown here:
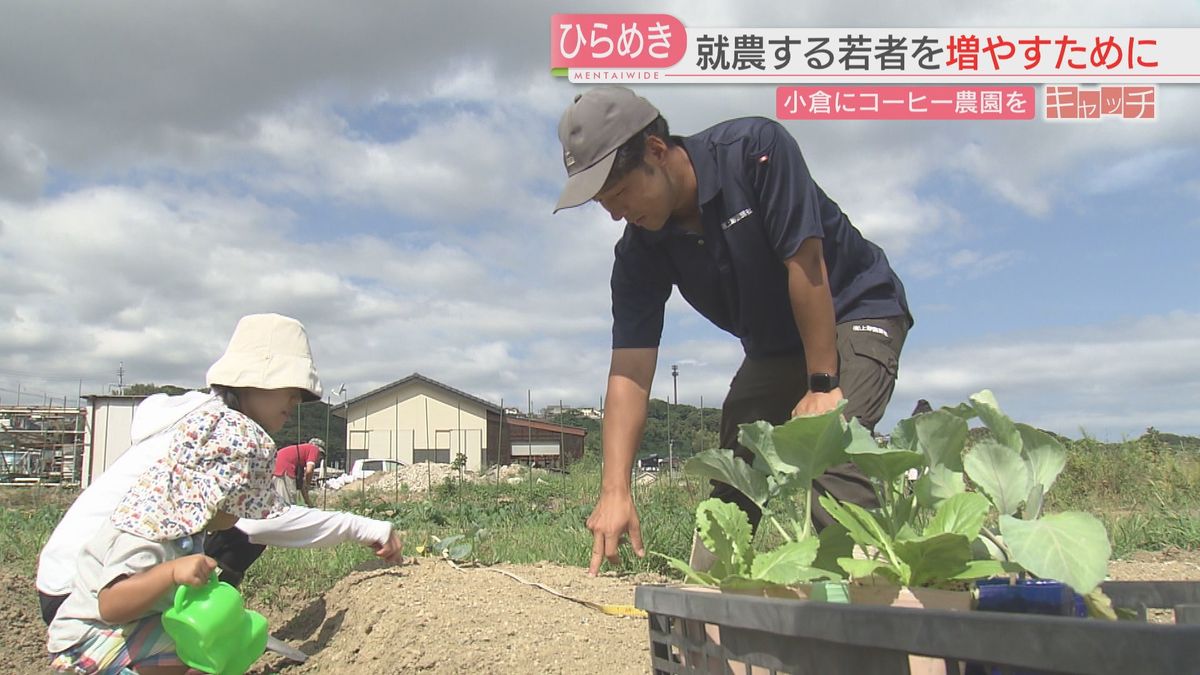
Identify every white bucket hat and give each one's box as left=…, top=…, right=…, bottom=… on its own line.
left=206, top=313, right=323, bottom=402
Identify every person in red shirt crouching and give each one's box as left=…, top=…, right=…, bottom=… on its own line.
left=273, top=437, right=325, bottom=507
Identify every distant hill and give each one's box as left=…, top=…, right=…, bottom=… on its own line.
left=546, top=399, right=721, bottom=460
left=554, top=404, right=1200, bottom=460
left=957, top=423, right=1200, bottom=454
left=1137, top=427, right=1200, bottom=452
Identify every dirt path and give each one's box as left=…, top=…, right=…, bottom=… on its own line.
left=9, top=550, right=1200, bottom=674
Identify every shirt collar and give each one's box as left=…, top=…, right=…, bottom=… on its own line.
left=681, top=133, right=721, bottom=206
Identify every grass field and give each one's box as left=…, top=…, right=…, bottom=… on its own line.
left=4, top=433, right=1200, bottom=608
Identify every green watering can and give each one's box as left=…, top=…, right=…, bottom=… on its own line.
left=161, top=572, right=268, bottom=675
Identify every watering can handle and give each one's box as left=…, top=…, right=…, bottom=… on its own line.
left=174, top=570, right=220, bottom=610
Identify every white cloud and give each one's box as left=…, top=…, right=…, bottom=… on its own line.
left=244, top=104, right=555, bottom=223
left=2, top=0, right=1198, bottom=444
left=887, top=311, right=1200, bottom=438
left=0, top=180, right=620, bottom=408
left=1083, top=148, right=1190, bottom=195
left=906, top=247, right=1023, bottom=281
left=927, top=248, right=1022, bottom=280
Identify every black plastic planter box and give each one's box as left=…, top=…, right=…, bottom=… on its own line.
left=634, top=581, right=1200, bottom=674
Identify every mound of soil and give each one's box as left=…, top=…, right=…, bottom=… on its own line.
left=255, top=558, right=664, bottom=674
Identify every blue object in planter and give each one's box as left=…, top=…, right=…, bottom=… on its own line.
left=965, top=579, right=1086, bottom=675
left=975, top=578, right=1078, bottom=616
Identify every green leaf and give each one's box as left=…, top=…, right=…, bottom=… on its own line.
left=1115, top=607, right=1140, bottom=621
left=946, top=559, right=1012, bottom=581
left=845, top=417, right=882, bottom=452
left=1000, top=512, right=1112, bottom=594
left=771, top=403, right=850, bottom=484
left=925, top=492, right=990, bottom=539
left=914, top=465, right=966, bottom=509
left=969, top=390, right=1021, bottom=449
left=914, top=410, right=968, bottom=472
left=894, top=523, right=920, bottom=542
left=696, top=498, right=755, bottom=577
left=434, top=534, right=464, bottom=548
left=751, top=538, right=821, bottom=584
left=653, top=553, right=718, bottom=586
left=1083, top=587, right=1118, bottom=621
left=894, top=533, right=973, bottom=587
left=888, top=416, right=918, bottom=452
left=719, top=576, right=788, bottom=595
left=941, top=402, right=977, bottom=421
left=971, top=532, right=1007, bottom=562
left=1024, top=483, right=1045, bottom=521
left=432, top=534, right=473, bottom=561
left=1018, top=424, right=1067, bottom=495
left=818, top=494, right=888, bottom=553
left=790, top=518, right=808, bottom=543
left=838, top=557, right=900, bottom=584
left=857, top=452, right=926, bottom=486
left=964, top=439, right=1030, bottom=515
left=813, top=523, right=854, bottom=576
left=891, top=494, right=917, bottom=539
left=819, top=495, right=910, bottom=582
left=685, top=449, right=770, bottom=508
left=739, top=420, right=792, bottom=478
left=846, top=418, right=926, bottom=483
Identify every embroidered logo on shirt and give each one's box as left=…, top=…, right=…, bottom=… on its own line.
left=852, top=324, right=890, bottom=338
left=722, top=208, right=753, bottom=230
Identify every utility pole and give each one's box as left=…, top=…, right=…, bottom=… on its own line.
left=665, top=393, right=671, bottom=482
left=668, top=364, right=678, bottom=482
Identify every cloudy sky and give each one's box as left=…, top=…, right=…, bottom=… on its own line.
left=1, top=2, right=1197, bottom=441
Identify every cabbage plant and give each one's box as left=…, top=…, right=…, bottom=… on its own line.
left=658, top=391, right=1113, bottom=602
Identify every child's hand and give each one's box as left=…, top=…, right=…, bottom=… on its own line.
left=373, top=531, right=404, bottom=564
left=172, top=554, right=218, bottom=586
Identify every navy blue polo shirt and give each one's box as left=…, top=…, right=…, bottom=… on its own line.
left=611, top=117, right=912, bottom=357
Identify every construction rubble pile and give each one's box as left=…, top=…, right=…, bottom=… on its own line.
left=324, top=462, right=551, bottom=494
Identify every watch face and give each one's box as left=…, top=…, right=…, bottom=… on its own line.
left=809, top=373, right=838, bottom=393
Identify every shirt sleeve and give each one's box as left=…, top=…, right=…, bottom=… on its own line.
left=748, top=119, right=825, bottom=261
left=611, top=232, right=673, bottom=349
left=238, top=505, right=393, bottom=548
left=99, top=532, right=170, bottom=590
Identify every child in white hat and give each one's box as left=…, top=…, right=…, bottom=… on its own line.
left=47, top=313, right=323, bottom=674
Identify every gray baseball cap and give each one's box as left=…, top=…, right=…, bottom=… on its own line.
left=554, top=86, right=660, bottom=213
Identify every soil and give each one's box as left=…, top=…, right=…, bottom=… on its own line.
left=8, top=550, right=1200, bottom=675
left=5, top=558, right=663, bottom=675
left=1, top=570, right=52, bottom=675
